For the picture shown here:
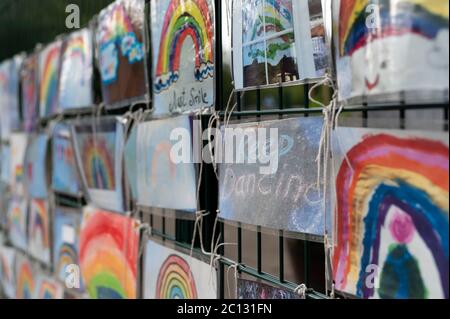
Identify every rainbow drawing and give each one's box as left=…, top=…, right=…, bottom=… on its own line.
left=53, top=207, right=83, bottom=289
left=156, top=254, right=198, bottom=299
left=59, top=29, right=93, bottom=109
left=98, top=2, right=134, bottom=45
left=245, top=0, right=293, bottom=41
left=143, top=239, right=217, bottom=299
left=98, top=1, right=145, bottom=85
left=16, top=256, right=35, bottom=299
left=339, top=0, right=449, bottom=57
left=35, top=276, right=64, bottom=299
left=80, top=133, right=116, bottom=190
left=28, top=199, right=50, bottom=264
left=65, top=36, right=87, bottom=67
left=154, top=0, right=214, bottom=93
left=7, top=199, right=28, bottom=251
left=79, top=207, right=139, bottom=299
left=39, top=41, right=61, bottom=116
left=333, top=129, right=449, bottom=299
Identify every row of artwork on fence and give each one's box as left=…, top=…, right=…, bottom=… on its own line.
left=0, top=206, right=217, bottom=299
left=1, top=0, right=449, bottom=140
left=0, top=112, right=448, bottom=299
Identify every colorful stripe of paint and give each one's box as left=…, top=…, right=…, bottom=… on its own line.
left=333, top=133, right=449, bottom=299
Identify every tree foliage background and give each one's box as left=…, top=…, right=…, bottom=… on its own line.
left=0, top=0, right=113, bottom=61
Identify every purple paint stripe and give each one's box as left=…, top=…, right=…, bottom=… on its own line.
left=354, top=144, right=448, bottom=171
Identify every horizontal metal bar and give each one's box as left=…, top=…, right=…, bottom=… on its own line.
left=219, top=103, right=448, bottom=118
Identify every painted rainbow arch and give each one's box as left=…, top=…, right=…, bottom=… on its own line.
left=16, top=259, right=35, bottom=299
left=333, top=133, right=449, bottom=299
left=30, top=200, right=49, bottom=249
left=40, top=43, right=61, bottom=116
left=81, top=136, right=115, bottom=190
left=339, top=0, right=449, bottom=57
left=156, top=254, right=197, bottom=299
left=154, top=0, right=214, bottom=93
left=79, top=209, right=138, bottom=299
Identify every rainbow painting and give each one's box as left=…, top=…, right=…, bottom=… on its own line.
left=334, top=0, right=449, bottom=100
left=52, top=123, right=81, bottom=195
left=136, top=116, right=197, bottom=211
left=79, top=206, right=139, bottom=299
left=7, top=198, right=28, bottom=251
left=79, top=132, right=116, bottom=190
left=96, top=0, right=147, bottom=107
left=35, top=275, right=64, bottom=299
left=243, top=0, right=294, bottom=42
left=72, top=118, right=125, bottom=212
left=10, top=133, right=28, bottom=195
left=332, top=127, right=449, bottom=299
left=59, top=28, right=93, bottom=109
left=39, top=41, right=62, bottom=117
left=15, top=254, right=35, bottom=299
left=28, top=199, right=51, bottom=265
left=53, top=207, right=83, bottom=291
left=0, top=245, right=16, bottom=299
left=338, top=0, right=449, bottom=57
left=21, top=54, right=39, bottom=132
left=151, top=0, right=215, bottom=114
left=143, top=240, right=217, bottom=299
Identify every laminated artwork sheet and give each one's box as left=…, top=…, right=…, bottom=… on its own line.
left=7, top=198, right=28, bottom=252
left=39, top=40, right=62, bottom=117
left=150, top=0, right=215, bottom=115
left=21, top=54, right=39, bottom=133
left=237, top=278, right=299, bottom=299
left=96, top=0, right=149, bottom=108
left=59, top=28, right=94, bottom=110
left=0, top=245, right=16, bottom=299
left=52, top=123, right=82, bottom=196
left=79, top=206, right=139, bottom=299
left=143, top=240, right=217, bottom=299
left=232, top=0, right=330, bottom=90
left=28, top=199, right=51, bottom=265
left=15, top=253, right=36, bottom=299
left=331, top=127, right=449, bottom=299
left=10, top=133, right=28, bottom=196
left=24, top=134, right=49, bottom=199
left=136, top=115, right=197, bottom=212
left=0, top=60, right=11, bottom=140
left=53, top=206, right=83, bottom=292
left=72, top=117, right=126, bottom=213
left=34, top=275, right=65, bottom=299
left=0, top=184, right=10, bottom=229
left=0, top=143, right=11, bottom=184
left=219, top=116, right=329, bottom=237
left=0, top=55, right=23, bottom=140
left=333, top=0, right=449, bottom=102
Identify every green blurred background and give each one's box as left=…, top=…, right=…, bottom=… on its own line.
left=0, top=0, right=113, bottom=61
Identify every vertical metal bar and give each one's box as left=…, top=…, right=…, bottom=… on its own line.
left=303, top=240, right=309, bottom=286
left=279, top=230, right=284, bottom=282
left=304, top=83, right=310, bottom=116
left=215, top=0, right=225, bottom=300
left=162, top=209, right=166, bottom=242
left=278, top=84, right=285, bottom=282
left=256, top=87, right=262, bottom=274
left=237, top=223, right=242, bottom=265
left=257, top=226, right=262, bottom=274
